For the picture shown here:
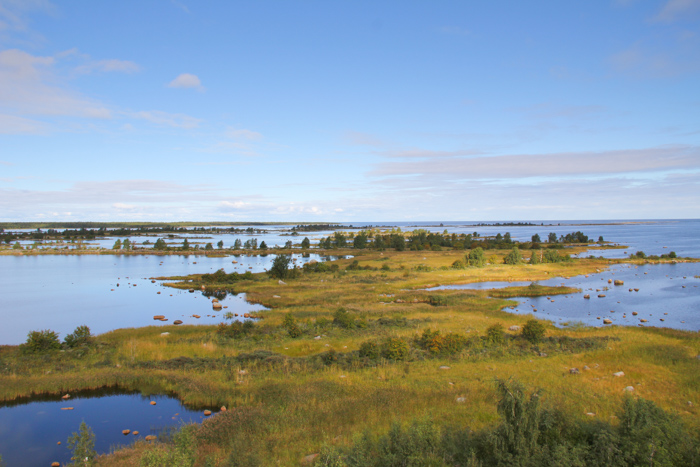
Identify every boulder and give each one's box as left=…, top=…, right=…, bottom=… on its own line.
left=438, top=366, right=451, bottom=370
left=153, top=315, right=165, bottom=320
left=632, top=311, right=638, bottom=316
left=220, top=406, right=227, bottom=412
left=278, top=280, right=287, bottom=285
left=150, top=401, right=157, bottom=405
left=188, top=288, right=194, bottom=293
left=122, top=429, right=131, bottom=435
left=301, top=453, right=319, bottom=465
left=62, top=394, right=70, bottom=400
left=614, top=280, right=624, bottom=286
left=133, top=431, right=139, bottom=435
left=508, top=325, right=521, bottom=331
left=52, top=463, right=60, bottom=467
left=145, top=435, right=157, bottom=441
left=603, top=319, right=612, bottom=324
left=61, top=407, right=74, bottom=410
left=203, top=410, right=212, bottom=416
left=624, top=386, right=635, bottom=392
left=456, top=397, right=466, bottom=403
left=598, top=294, right=606, bottom=298
left=569, top=368, right=580, bottom=374
left=640, top=319, right=648, bottom=323
left=173, top=320, right=183, bottom=325
left=613, top=371, right=625, bottom=377
left=583, top=294, right=590, bottom=299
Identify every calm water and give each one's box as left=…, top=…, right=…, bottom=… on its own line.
left=0, top=253, right=340, bottom=345
left=429, top=263, right=700, bottom=331
left=0, top=388, right=217, bottom=467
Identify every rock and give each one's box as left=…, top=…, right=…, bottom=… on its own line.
left=212, top=302, right=222, bottom=309
left=640, top=319, right=648, bottom=322
left=52, top=463, right=60, bottom=467
left=203, top=410, right=212, bottom=416
left=613, top=371, right=625, bottom=377
left=238, top=369, right=248, bottom=375
left=634, top=288, right=639, bottom=292
left=583, top=365, right=590, bottom=370
left=173, top=320, right=183, bottom=325
left=608, top=279, right=612, bottom=283
left=614, top=280, right=624, bottom=286
left=539, top=352, right=547, bottom=357
left=624, top=386, right=635, bottom=392
left=57, top=441, right=61, bottom=445
left=629, top=288, right=633, bottom=292
left=603, top=319, right=612, bottom=324
left=598, top=294, right=606, bottom=298
left=193, top=315, right=200, bottom=319
left=508, top=325, right=521, bottom=331
left=569, top=368, right=580, bottom=374
left=122, top=429, right=131, bottom=435
left=145, top=435, right=157, bottom=441
left=61, top=407, right=74, bottom=410
left=278, top=280, right=287, bottom=285
left=220, top=406, right=227, bottom=412
left=62, top=394, right=70, bottom=400
left=188, top=288, right=194, bottom=293
left=301, top=453, right=319, bottom=465
left=439, top=366, right=451, bottom=370
left=153, top=315, right=165, bottom=320
left=151, top=280, right=156, bottom=283
left=586, top=412, right=596, bottom=417
left=150, top=401, right=157, bottom=405
left=632, top=311, right=638, bottom=316
left=456, top=397, right=466, bottom=403
left=583, top=294, right=590, bottom=299
left=160, top=332, right=169, bottom=336
left=273, top=295, right=281, bottom=298
left=133, top=431, right=139, bottom=435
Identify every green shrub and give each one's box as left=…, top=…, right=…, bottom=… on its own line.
left=416, top=329, right=468, bottom=355
left=451, top=259, right=466, bottom=269
left=359, top=341, right=380, bottom=359
left=485, top=323, right=505, bottom=345
left=333, top=308, right=355, bottom=329
left=64, top=325, right=92, bottom=348
left=466, top=247, right=485, bottom=267
left=67, top=421, right=96, bottom=466
left=22, top=329, right=61, bottom=353
left=521, top=320, right=546, bottom=344
left=282, top=314, right=302, bottom=338
left=503, top=247, right=523, bottom=265
left=381, top=337, right=410, bottom=360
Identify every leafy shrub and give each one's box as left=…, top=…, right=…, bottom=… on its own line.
left=467, top=247, right=485, bottom=267
left=282, top=314, right=302, bottom=338
left=269, top=254, right=292, bottom=279
left=333, top=308, right=355, bottom=329
left=485, top=323, right=505, bottom=345
left=381, top=337, right=410, bottom=360
left=22, top=329, right=61, bottom=353
left=427, top=295, right=454, bottom=307
left=359, top=341, right=380, bottom=359
left=521, top=320, right=546, bottom=344
left=503, top=247, right=523, bottom=265
left=67, top=421, right=96, bottom=466
left=64, top=325, right=92, bottom=348
left=415, top=264, right=432, bottom=272
left=451, top=259, right=466, bottom=269
left=416, top=329, right=467, bottom=355
left=217, top=320, right=255, bottom=338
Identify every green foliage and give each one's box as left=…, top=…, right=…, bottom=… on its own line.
left=181, top=238, right=190, bottom=250
left=140, top=425, right=197, bottom=467
left=353, top=233, right=368, bottom=249
left=201, top=268, right=253, bottom=284
left=64, top=325, right=92, bottom=348
left=333, top=308, right=356, bottom=329
left=217, top=320, right=256, bottom=339
left=466, top=247, right=485, bottom=267
left=153, top=238, right=167, bottom=250
left=494, top=378, right=542, bottom=462
left=22, top=329, right=61, bottom=353
left=282, top=313, right=302, bottom=338
left=112, top=239, right=122, bottom=249
left=301, top=237, right=311, bottom=249
left=531, top=233, right=542, bottom=243
left=548, top=232, right=558, bottom=243
left=632, top=251, right=646, bottom=259
left=122, top=238, right=131, bottom=250
left=521, top=319, right=546, bottom=344
left=427, top=295, right=454, bottom=307
left=233, top=238, right=242, bottom=249
left=529, top=250, right=542, bottom=264
left=485, top=323, right=505, bottom=345
left=259, top=241, right=268, bottom=250
left=67, top=421, right=97, bottom=466
left=359, top=341, right=380, bottom=359
left=451, top=259, right=466, bottom=269
left=415, top=329, right=467, bottom=355
left=381, top=337, right=410, bottom=360
left=269, top=254, right=292, bottom=279
left=204, top=242, right=213, bottom=250
left=217, top=240, right=224, bottom=249
left=503, top=247, right=523, bottom=265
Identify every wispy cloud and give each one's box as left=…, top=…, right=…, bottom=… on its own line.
left=75, top=58, right=140, bottom=74
left=653, top=0, right=700, bottom=22
left=226, top=127, right=262, bottom=141
left=343, top=131, right=386, bottom=147
left=0, top=113, right=47, bottom=134
left=371, top=145, right=700, bottom=179
left=168, top=73, right=203, bottom=90
left=132, top=110, right=201, bottom=129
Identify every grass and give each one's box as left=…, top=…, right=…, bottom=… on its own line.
left=0, top=248, right=698, bottom=465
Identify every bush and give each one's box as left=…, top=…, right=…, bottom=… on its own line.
left=521, top=320, right=546, bottom=344
left=269, top=254, right=292, bottom=279
left=416, top=329, right=467, bottom=355
left=64, top=325, right=92, bottom=348
left=333, top=308, right=355, bottom=329
left=217, top=320, right=255, bottom=338
left=282, top=314, right=302, bottom=338
left=67, top=421, right=97, bottom=466
left=451, top=259, right=466, bottom=269
left=485, top=323, right=505, bottom=345
left=467, top=247, right=485, bottom=267
left=22, top=329, right=61, bottom=353
left=503, top=247, right=523, bottom=265
left=381, top=337, right=410, bottom=360
left=359, top=341, right=380, bottom=359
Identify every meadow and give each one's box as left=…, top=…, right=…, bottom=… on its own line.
left=0, top=246, right=698, bottom=465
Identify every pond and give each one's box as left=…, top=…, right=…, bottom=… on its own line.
left=0, top=253, right=344, bottom=345
left=427, top=263, right=700, bottom=331
left=0, top=388, right=218, bottom=467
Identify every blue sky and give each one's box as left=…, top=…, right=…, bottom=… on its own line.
left=0, top=0, right=699, bottom=222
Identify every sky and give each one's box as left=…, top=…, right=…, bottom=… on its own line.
left=0, top=0, right=699, bottom=222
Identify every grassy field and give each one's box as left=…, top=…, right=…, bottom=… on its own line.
left=0, top=248, right=698, bottom=465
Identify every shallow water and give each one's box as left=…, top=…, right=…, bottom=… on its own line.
left=0, top=253, right=339, bottom=345
left=428, top=263, right=700, bottom=331
left=0, top=388, right=217, bottom=467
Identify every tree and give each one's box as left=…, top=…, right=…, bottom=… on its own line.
left=204, top=243, right=213, bottom=250
left=531, top=233, right=541, bottom=243
left=269, top=254, right=291, bottom=279
left=122, top=238, right=131, bottom=250
left=233, top=238, right=242, bottom=249
left=217, top=240, right=224, bottom=249
left=504, top=232, right=512, bottom=243
left=12, top=241, right=22, bottom=250
left=284, top=240, right=293, bottom=249
left=182, top=238, right=190, bottom=250
left=67, top=421, right=97, bottom=466
left=333, top=231, right=347, bottom=248
left=112, top=239, right=122, bottom=250
left=529, top=250, right=542, bottom=264
left=466, top=247, right=485, bottom=267
left=64, top=325, right=92, bottom=348
left=301, top=237, right=310, bottom=249
left=259, top=241, right=268, bottom=250
left=153, top=238, right=167, bottom=250
left=353, top=233, right=368, bottom=249
left=503, top=247, right=523, bottom=265
left=548, top=232, right=557, bottom=243
left=23, top=329, right=61, bottom=353
left=374, top=235, right=386, bottom=250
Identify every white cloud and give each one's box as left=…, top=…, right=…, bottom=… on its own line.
left=654, top=0, right=700, bottom=22
left=112, top=202, right=136, bottom=210
left=168, top=73, right=203, bottom=90
left=0, top=113, right=46, bottom=134
left=226, top=127, right=263, bottom=140
left=75, top=59, right=140, bottom=74
left=0, top=49, right=112, bottom=118
left=219, top=201, right=250, bottom=209
left=133, top=110, right=201, bottom=129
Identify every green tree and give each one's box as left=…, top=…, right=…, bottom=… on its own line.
left=67, top=421, right=97, bottom=466
left=217, top=240, right=224, bottom=249
left=467, top=247, right=485, bottom=267
left=122, top=238, right=131, bottom=250
left=531, top=233, right=541, bottom=243
left=301, top=237, right=310, bottom=249
left=204, top=242, right=213, bottom=250
left=486, top=323, right=505, bottom=345
left=529, top=250, right=542, bottom=264
left=12, top=241, right=22, bottom=250
left=181, top=238, right=190, bottom=250
left=153, top=238, right=167, bottom=250
left=503, top=247, right=523, bottom=265
left=353, top=233, right=368, bottom=249
left=504, top=232, right=512, bottom=243
left=233, top=238, right=242, bottom=249
left=112, top=239, right=122, bottom=250
left=269, top=254, right=291, bottom=279
left=333, top=231, right=347, bottom=248
left=494, top=378, right=542, bottom=462
left=548, top=232, right=558, bottom=243
left=259, top=241, right=268, bottom=250
left=64, top=325, right=92, bottom=348
left=22, top=329, right=61, bottom=353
